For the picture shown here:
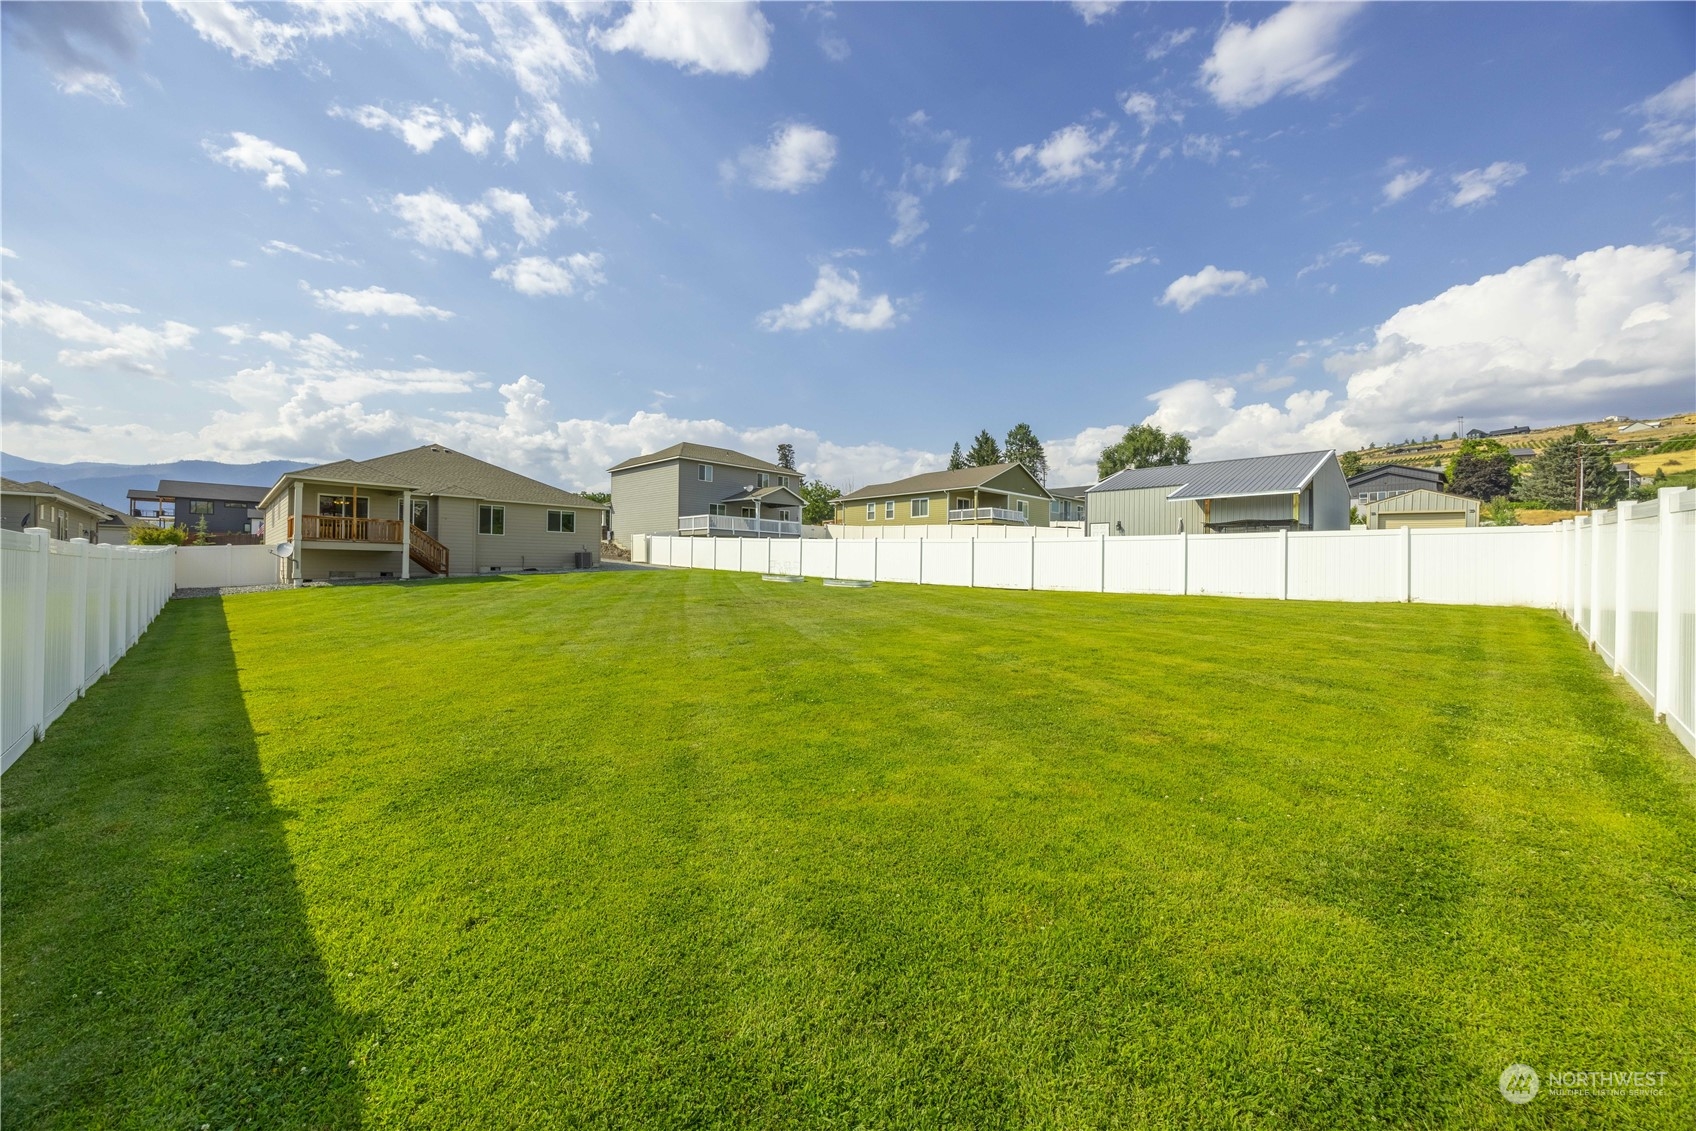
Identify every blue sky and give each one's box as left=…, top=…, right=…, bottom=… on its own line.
left=2, top=1, right=1692, bottom=490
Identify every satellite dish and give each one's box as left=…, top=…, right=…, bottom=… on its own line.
left=272, top=541, right=294, bottom=559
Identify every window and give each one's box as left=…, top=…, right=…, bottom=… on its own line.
left=757, top=472, right=770, bottom=488
left=911, top=498, right=929, bottom=518
left=189, top=500, right=214, bottom=515
left=698, top=464, right=714, bottom=482
left=779, top=475, right=790, bottom=488
left=885, top=501, right=896, bottom=519
left=709, top=503, right=727, bottom=516
left=478, top=505, right=505, bottom=535
left=547, top=510, right=576, bottom=533
left=741, top=506, right=755, bottom=517
left=224, top=501, right=246, bottom=509
left=242, top=521, right=252, bottom=534
left=867, top=502, right=877, bottom=521
left=1016, top=500, right=1027, bottom=516
left=319, top=494, right=369, bottom=517
left=411, top=499, right=429, bottom=530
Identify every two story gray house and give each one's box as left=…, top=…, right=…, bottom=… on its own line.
left=608, top=444, right=804, bottom=541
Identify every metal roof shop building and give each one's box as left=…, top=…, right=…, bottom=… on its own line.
left=1362, top=488, right=1480, bottom=529
left=1087, top=450, right=1351, bottom=535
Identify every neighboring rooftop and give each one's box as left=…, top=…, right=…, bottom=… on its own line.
left=264, top=445, right=605, bottom=509
left=608, top=443, right=788, bottom=476
left=1048, top=485, right=1091, bottom=500
left=1091, top=451, right=1336, bottom=501
left=127, top=480, right=268, bottom=503
left=839, top=462, right=1052, bottom=502
left=2, top=477, right=126, bottom=520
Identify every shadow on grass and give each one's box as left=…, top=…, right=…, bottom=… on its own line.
left=1, top=599, right=363, bottom=1128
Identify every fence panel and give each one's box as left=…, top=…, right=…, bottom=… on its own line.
left=1288, top=530, right=1401, bottom=602
left=1591, top=513, right=1618, bottom=663
left=875, top=540, right=922, bottom=583
left=1102, top=535, right=1185, bottom=594
left=1034, top=539, right=1102, bottom=592
left=1, top=531, right=36, bottom=767
left=174, top=544, right=278, bottom=588
left=837, top=541, right=877, bottom=581
left=768, top=539, right=803, bottom=576
left=740, top=538, right=771, bottom=574
left=920, top=540, right=973, bottom=587
left=800, top=540, right=837, bottom=579
left=43, top=540, right=82, bottom=726
left=1661, top=493, right=1695, bottom=751
left=1187, top=533, right=1281, bottom=599
left=83, top=544, right=110, bottom=685
left=1619, top=502, right=1660, bottom=700
left=972, top=540, right=1033, bottom=590
left=688, top=539, right=714, bottom=570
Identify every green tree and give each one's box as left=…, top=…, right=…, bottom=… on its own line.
left=1097, top=424, right=1190, bottom=480
left=798, top=479, right=841, bottom=525
left=947, top=443, right=965, bottom=471
left=1483, top=496, right=1520, bottom=526
left=1338, top=450, right=1363, bottom=478
left=965, top=430, right=1002, bottom=467
left=1516, top=426, right=1624, bottom=509
left=579, top=491, right=611, bottom=505
left=1003, top=422, right=1047, bottom=482
left=775, top=443, right=796, bottom=471
left=129, top=525, right=188, bottom=546
left=1445, top=438, right=1515, bottom=500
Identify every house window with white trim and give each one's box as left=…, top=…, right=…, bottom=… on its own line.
left=885, top=501, right=896, bottom=519
left=698, top=464, right=714, bottom=482
left=866, top=502, right=877, bottom=521
left=778, top=475, right=790, bottom=488
left=911, top=497, right=930, bottom=518
left=757, top=473, right=770, bottom=488
left=709, top=504, right=727, bottom=516
left=478, top=505, right=505, bottom=534
left=547, top=510, right=576, bottom=533
left=1016, top=499, right=1027, bottom=516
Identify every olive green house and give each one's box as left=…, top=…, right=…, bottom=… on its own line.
left=834, top=463, right=1053, bottom=527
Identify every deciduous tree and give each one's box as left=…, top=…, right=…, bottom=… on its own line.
left=1097, top=424, right=1190, bottom=479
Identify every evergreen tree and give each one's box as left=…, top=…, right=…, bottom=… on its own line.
left=1003, top=422, right=1047, bottom=482
left=965, top=430, right=1002, bottom=467
left=947, top=442, right=966, bottom=471
left=776, top=443, right=796, bottom=471
left=1445, top=438, right=1515, bottom=500
left=1516, top=426, right=1624, bottom=509
left=1097, top=424, right=1190, bottom=479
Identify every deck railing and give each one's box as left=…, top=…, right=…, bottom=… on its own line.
left=948, top=507, right=1027, bottom=523
left=678, top=514, right=802, bottom=537
left=288, top=515, right=404, bottom=543
left=408, top=525, right=450, bottom=575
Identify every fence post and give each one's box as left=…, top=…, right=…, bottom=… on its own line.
left=1653, top=487, right=1685, bottom=719
left=1612, top=502, right=1633, bottom=676
left=870, top=537, right=877, bottom=583
left=1029, top=535, right=1036, bottom=591
left=969, top=538, right=976, bottom=588
left=1278, top=529, right=1289, bottom=599
left=70, top=538, right=89, bottom=697
left=1099, top=534, right=1107, bottom=594
left=918, top=536, right=925, bottom=584
left=1400, top=525, right=1412, bottom=603
left=1180, top=531, right=1189, bottom=596
left=24, top=528, right=49, bottom=740
left=1588, top=508, right=1604, bottom=649
left=93, top=543, right=111, bottom=679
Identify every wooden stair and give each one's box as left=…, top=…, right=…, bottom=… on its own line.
left=408, top=526, right=449, bottom=576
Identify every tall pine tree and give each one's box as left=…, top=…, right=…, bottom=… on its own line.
left=947, top=442, right=966, bottom=471
left=965, top=430, right=1002, bottom=467
left=1003, top=423, right=1047, bottom=483
left=1516, top=426, right=1623, bottom=509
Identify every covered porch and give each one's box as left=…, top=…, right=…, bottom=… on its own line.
left=946, top=489, right=1029, bottom=524
left=272, top=477, right=449, bottom=578
left=679, top=483, right=805, bottom=537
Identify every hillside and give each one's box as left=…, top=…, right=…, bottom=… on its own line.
left=1352, top=412, right=1696, bottom=473
left=0, top=453, right=311, bottom=511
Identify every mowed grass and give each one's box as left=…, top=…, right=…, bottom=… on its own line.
left=4, top=570, right=1694, bottom=1129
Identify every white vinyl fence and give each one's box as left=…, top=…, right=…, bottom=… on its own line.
left=1555, top=487, right=1695, bottom=754
left=643, top=524, right=1567, bottom=605
left=826, top=523, right=1089, bottom=540
left=2, top=529, right=175, bottom=771
left=175, top=543, right=279, bottom=589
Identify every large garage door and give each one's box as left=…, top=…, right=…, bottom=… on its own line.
left=1383, top=513, right=1467, bottom=529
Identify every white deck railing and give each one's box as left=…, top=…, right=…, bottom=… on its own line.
left=679, top=514, right=802, bottom=537
left=948, top=507, right=1027, bottom=523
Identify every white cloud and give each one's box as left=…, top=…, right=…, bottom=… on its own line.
left=2, top=0, right=149, bottom=103
left=390, top=189, right=488, bottom=255
left=1381, top=166, right=1430, bottom=204
left=1107, top=251, right=1158, bottom=274
left=204, top=131, right=307, bottom=191
left=1142, top=244, right=1694, bottom=458
left=1000, top=121, right=1121, bottom=190
left=306, top=284, right=454, bottom=320
left=1449, top=161, right=1527, bottom=208
left=482, top=188, right=559, bottom=246
left=1181, top=133, right=1231, bottom=163
left=491, top=253, right=606, bottom=297
left=1159, top=266, right=1267, bottom=312
left=1121, top=91, right=1178, bottom=136
left=1297, top=240, right=1386, bottom=278
left=888, top=191, right=927, bottom=249
left=262, top=239, right=358, bottom=266
left=1, top=367, right=80, bottom=427
left=1146, top=26, right=1197, bottom=60
left=0, top=247, right=16, bottom=258
left=166, top=0, right=300, bottom=65
left=757, top=265, right=903, bottom=332
left=216, top=325, right=362, bottom=367
left=477, top=4, right=594, bottom=162
left=1360, top=252, right=1390, bottom=267
left=328, top=103, right=495, bottom=155
left=1200, top=2, right=1362, bottom=111
left=1601, top=72, right=1695, bottom=171
left=1070, top=1, right=1125, bottom=25
left=723, top=122, right=838, bottom=192
left=594, top=0, right=772, bottom=76
left=81, top=299, right=141, bottom=316
left=1, top=279, right=196, bottom=374
left=810, top=3, right=850, bottom=62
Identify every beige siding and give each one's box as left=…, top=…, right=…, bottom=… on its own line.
left=297, top=547, right=405, bottom=580
left=469, top=500, right=599, bottom=571
left=610, top=462, right=683, bottom=540
left=436, top=496, right=478, bottom=575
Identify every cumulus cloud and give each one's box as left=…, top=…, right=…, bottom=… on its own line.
left=723, top=122, right=838, bottom=192
left=1601, top=72, right=1695, bottom=171
left=1070, top=1, right=1125, bottom=25
left=167, top=0, right=303, bottom=65
left=1200, top=2, right=1362, bottom=111
left=594, top=1, right=772, bottom=76
left=306, top=284, right=454, bottom=320
left=1141, top=244, right=1694, bottom=458
left=888, top=191, right=927, bottom=248
left=1381, top=166, right=1430, bottom=204
left=1449, top=161, right=1527, bottom=208
left=884, top=111, right=971, bottom=249
left=491, top=253, right=606, bottom=297
left=1, top=366, right=80, bottom=427
left=479, top=4, right=594, bottom=162
left=757, top=265, right=903, bottom=332
left=1159, top=266, right=1267, bottom=312
left=2, top=279, right=196, bottom=374
left=388, top=187, right=576, bottom=256
left=328, top=102, right=495, bottom=155
left=1000, top=121, right=1121, bottom=190
left=204, top=131, right=307, bottom=191
left=1121, top=91, right=1180, bottom=136
left=1, top=0, right=149, bottom=102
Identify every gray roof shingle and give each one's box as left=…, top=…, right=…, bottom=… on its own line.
left=607, top=443, right=788, bottom=476
left=838, top=462, right=1052, bottom=503
left=270, top=445, right=604, bottom=509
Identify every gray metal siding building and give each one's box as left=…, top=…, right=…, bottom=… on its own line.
left=1087, top=450, right=1350, bottom=534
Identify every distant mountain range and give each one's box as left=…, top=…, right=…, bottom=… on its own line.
left=0, top=453, right=311, bottom=511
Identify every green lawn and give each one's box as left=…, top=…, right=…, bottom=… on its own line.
left=4, top=571, right=1694, bottom=1129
